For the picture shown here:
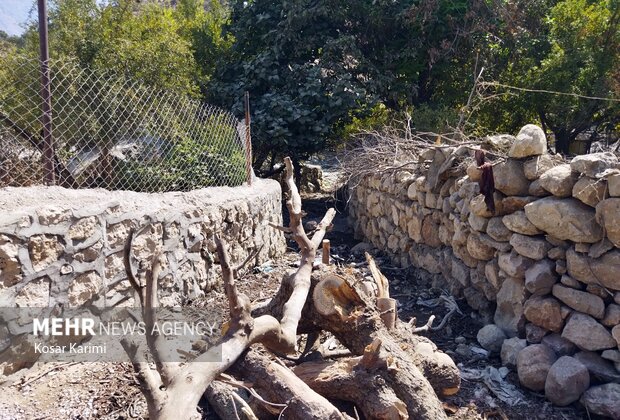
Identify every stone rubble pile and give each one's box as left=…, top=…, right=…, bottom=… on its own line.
left=348, top=125, right=620, bottom=416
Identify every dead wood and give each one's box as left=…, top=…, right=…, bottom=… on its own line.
left=120, top=156, right=458, bottom=420
left=231, top=348, right=353, bottom=419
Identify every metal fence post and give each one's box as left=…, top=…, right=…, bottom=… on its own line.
left=244, top=91, right=253, bottom=186
left=38, top=0, right=55, bottom=185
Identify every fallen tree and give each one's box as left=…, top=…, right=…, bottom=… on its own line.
left=121, top=157, right=460, bottom=419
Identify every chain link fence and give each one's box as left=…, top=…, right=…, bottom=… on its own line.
left=0, top=55, right=250, bottom=192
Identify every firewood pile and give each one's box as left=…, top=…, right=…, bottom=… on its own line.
left=121, top=158, right=460, bottom=420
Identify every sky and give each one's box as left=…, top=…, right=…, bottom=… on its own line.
left=0, top=0, right=35, bottom=36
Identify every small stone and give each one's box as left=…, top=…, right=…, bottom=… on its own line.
left=14, top=277, right=51, bottom=307
left=552, top=284, right=605, bottom=319
left=37, top=206, right=71, bottom=225
left=524, top=154, right=560, bottom=180
left=524, top=296, right=564, bottom=332
left=596, top=198, right=620, bottom=247
left=502, top=211, right=541, bottom=235
left=466, top=233, right=495, bottom=261
left=501, top=337, right=527, bottom=368
left=0, top=235, right=21, bottom=287
left=613, top=325, right=620, bottom=348
left=586, top=284, right=608, bottom=299
left=67, top=216, right=100, bottom=241
left=455, top=336, right=466, bottom=344
left=574, top=242, right=590, bottom=253
left=510, top=234, right=551, bottom=260
left=541, top=333, right=577, bottom=356
left=561, top=313, right=616, bottom=351
left=477, top=324, right=507, bottom=353
left=487, top=217, right=512, bottom=242
left=589, top=238, right=614, bottom=259
left=467, top=163, right=482, bottom=182
left=547, top=247, right=565, bottom=260
left=524, top=259, right=557, bottom=295
left=602, top=304, right=620, bottom=328
left=544, top=356, right=590, bottom=406
left=456, top=343, right=472, bottom=358
left=539, top=164, right=579, bottom=198
left=572, top=176, right=608, bottom=207
left=350, top=242, right=374, bottom=256
left=560, top=275, right=582, bottom=289
left=529, top=179, right=550, bottom=197
left=609, top=173, right=620, bottom=197
left=494, top=276, right=527, bottom=336
left=498, top=250, right=533, bottom=278
left=68, top=271, right=102, bottom=307
left=500, top=196, right=538, bottom=214
left=509, top=124, right=547, bottom=158
left=526, top=323, right=549, bottom=344
left=580, top=383, right=620, bottom=419
left=566, top=248, right=620, bottom=290
left=517, top=344, right=557, bottom=391
left=570, top=152, right=620, bottom=177
left=555, top=259, right=567, bottom=275
left=60, top=264, right=73, bottom=275
left=601, top=349, right=620, bottom=363
left=28, top=235, right=64, bottom=272
left=494, top=159, right=531, bottom=196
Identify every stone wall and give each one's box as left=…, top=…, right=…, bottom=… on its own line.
left=0, top=179, right=285, bottom=309
left=348, top=125, right=620, bottom=411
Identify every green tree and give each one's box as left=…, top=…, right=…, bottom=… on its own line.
left=474, top=0, right=620, bottom=153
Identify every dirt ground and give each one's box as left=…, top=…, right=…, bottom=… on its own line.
left=0, top=191, right=597, bottom=420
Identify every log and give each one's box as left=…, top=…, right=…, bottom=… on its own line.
left=293, top=339, right=409, bottom=420
left=232, top=348, right=353, bottom=420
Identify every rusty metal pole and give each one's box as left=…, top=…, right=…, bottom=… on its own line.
left=38, top=0, right=55, bottom=185
left=244, top=91, right=253, bottom=186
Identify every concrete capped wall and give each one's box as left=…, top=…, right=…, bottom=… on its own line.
left=0, top=179, right=286, bottom=308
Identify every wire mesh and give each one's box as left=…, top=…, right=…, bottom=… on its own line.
left=0, top=55, right=249, bottom=192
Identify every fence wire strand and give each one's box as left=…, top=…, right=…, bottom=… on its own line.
left=0, top=55, right=249, bottom=192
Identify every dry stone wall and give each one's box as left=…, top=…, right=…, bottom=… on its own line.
left=0, top=179, right=285, bottom=309
left=348, top=125, right=620, bottom=413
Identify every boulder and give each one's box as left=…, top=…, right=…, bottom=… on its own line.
left=517, top=344, right=557, bottom=391
left=477, top=324, right=507, bottom=353
left=538, top=164, right=579, bottom=197
left=570, top=152, right=620, bottom=177
left=494, top=276, right=528, bottom=336
left=524, top=197, right=604, bottom=243
left=572, top=177, right=608, bottom=207
left=580, top=383, right=620, bottom=419
left=544, top=356, right=590, bottom=406
left=566, top=248, right=620, bottom=291
left=509, top=124, right=547, bottom=158
left=502, top=211, right=542, bottom=235
left=524, top=259, right=557, bottom=295
left=524, top=154, right=561, bottom=180
left=467, top=163, right=482, bottom=182
left=501, top=337, right=527, bottom=369
left=493, top=159, right=530, bottom=196
left=561, top=313, right=616, bottom=351
left=551, top=284, right=605, bottom=319
left=574, top=351, right=620, bottom=383
left=596, top=198, right=620, bottom=247
left=510, top=234, right=551, bottom=260
left=523, top=296, right=564, bottom=332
